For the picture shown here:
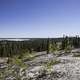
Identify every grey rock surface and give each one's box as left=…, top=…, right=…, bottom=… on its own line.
left=1, top=49, right=80, bottom=80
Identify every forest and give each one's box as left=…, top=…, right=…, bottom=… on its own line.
left=0, top=36, right=80, bottom=57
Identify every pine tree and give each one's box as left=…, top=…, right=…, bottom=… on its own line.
left=47, top=38, right=50, bottom=54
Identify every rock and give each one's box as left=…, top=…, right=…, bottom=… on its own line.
left=71, top=48, right=80, bottom=53
left=0, top=58, right=8, bottom=63
left=73, top=52, right=80, bottom=57
left=25, top=66, right=47, bottom=79
left=5, top=76, right=16, bottom=80
left=0, top=63, right=8, bottom=69
left=1, top=51, right=80, bottom=80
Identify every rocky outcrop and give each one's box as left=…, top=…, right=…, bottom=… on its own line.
left=1, top=50, right=80, bottom=80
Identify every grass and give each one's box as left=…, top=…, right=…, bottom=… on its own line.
left=8, top=52, right=37, bottom=69
left=22, top=52, right=36, bottom=61
left=42, top=59, right=60, bottom=69
left=8, top=57, right=28, bottom=69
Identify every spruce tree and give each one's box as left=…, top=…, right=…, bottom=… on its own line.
left=47, top=38, right=50, bottom=54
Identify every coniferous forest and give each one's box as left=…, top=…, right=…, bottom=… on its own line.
left=0, top=36, right=80, bottom=57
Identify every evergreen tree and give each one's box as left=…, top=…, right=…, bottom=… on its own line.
left=47, top=38, right=50, bottom=54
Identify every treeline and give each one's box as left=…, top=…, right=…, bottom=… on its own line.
left=46, top=36, right=80, bottom=53
left=0, top=39, right=47, bottom=57
left=61, top=36, right=80, bottom=50
left=0, top=36, right=80, bottom=57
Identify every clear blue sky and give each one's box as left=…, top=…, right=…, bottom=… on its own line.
left=0, top=0, right=80, bottom=38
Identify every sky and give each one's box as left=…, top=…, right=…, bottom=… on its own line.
left=0, top=0, right=80, bottom=38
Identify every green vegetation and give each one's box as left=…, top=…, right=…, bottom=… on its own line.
left=8, top=56, right=27, bottom=68
left=46, top=38, right=59, bottom=54
left=8, top=52, right=37, bottom=68
left=22, top=52, right=37, bottom=61
left=49, top=42, right=59, bottom=53
left=0, top=39, right=48, bottom=57
left=42, top=59, right=60, bottom=69
left=0, top=36, right=80, bottom=57
left=61, top=36, right=80, bottom=50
